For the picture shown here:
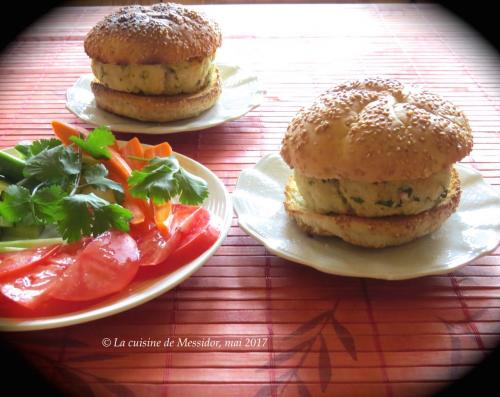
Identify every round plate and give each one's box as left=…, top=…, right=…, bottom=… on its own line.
left=0, top=153, right=232, bottom=331
left=233, top=154, right=500, bottom=280
left=66, top=63, right=265, bottom=134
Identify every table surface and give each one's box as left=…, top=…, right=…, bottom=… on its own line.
left=1, top=4, right=500, bottom=397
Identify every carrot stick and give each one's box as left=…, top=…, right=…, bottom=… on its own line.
left=103, top=148, right=133, bottom=182
left=51, top=120, right=132, bottom=181
left=152, top=142, right=173, bottom=157
left=153, top=201, right=172, bottom=236
left=123, top=195, right=146, bottom=225
left=121, top=137, right=145, bottom=170
left=51, top=120, right=88, bottom=144
left=142, top=142, right=175, bottom=234
left=143, top=142, right=173, bottom=161
left=52, top=120, right=149, bottom=225
left=143, top=146, right=156, bottom=160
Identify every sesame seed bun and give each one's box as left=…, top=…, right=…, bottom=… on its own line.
left=284, top=167, right=461, bottom=248
left=91, top=67, right=221, bottom=122
left=84, top=3, right=221, bottom=65
left=281, top=78, right=473, bottom=182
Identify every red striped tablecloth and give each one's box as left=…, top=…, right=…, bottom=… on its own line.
left=1, top=4, right=499, bottom=397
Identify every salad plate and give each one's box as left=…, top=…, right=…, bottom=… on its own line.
left=66, top=63, right=265, bottom=134
left=233, top=154, right=500, bottom=281
left=0, top=145, right=232, bottom=331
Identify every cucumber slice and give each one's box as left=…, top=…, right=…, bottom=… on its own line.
left=0, top=177, right=12, bottom=227
left=0, top=237, right=64, bottom=252
left=0, top=217, right=12, bottom=227
left=2, top=224, right=43, bottom=240
left=0, top=177, right=9, bottom=194
left=0, top=150, right=25, bottom=182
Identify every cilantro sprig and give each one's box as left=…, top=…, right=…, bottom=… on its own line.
left=69, top=127, right=115, bottom=159
left=0, top=126, right=210, bottom=243
left=15, top=139, right=62, bottom=159
left=23, top=144, right=81, bottom=186
left=127, top=156, right=208, bottom=205
left=0, top=127, right=131, bottom=242
left=58, top=194, right=132, bottom=242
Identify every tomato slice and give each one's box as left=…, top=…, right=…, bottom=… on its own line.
left=0, top=241, right=85, bottom=309
left=0, top=245, right=60, bottom=279
left=168, top=224, right=219, bottom=266
left=133, top=227, right=176, bottom=267
left=0, top=205, right=219, bottom=312
left=48, top=231, right=140, bottom=302
left=0, top=262, right=68, bottom=309
left=134, top=204, right=213, bottom=267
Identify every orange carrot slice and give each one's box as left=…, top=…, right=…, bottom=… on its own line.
left=103, top=148, right=133, bottom=182
left=143, top=142, right=173, bottom=160
left=52, top=120, right=131, bottom=180
left=51, top=120, right=147, bottom=225
left=143, top=146, right=156, bottom=160
left=121, top=137, right=145, bottom=170
left=153, top=201, right=172, bottom=236
left=123, top=195, right=146, bottom=225
left=152, top=142, right=173, bottom=157
left=143, top=142, right=175, bottom=235
left=51, top=120, right=88, bottom=144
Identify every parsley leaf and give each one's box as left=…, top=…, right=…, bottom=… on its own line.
left=70, top=127, right=115, bottom=160
left=127, top=156, right=208, bottom=205
left=31, top=185, right=66, bottom=224
left=82, top=163, right=124, bottom=202
left=1, top=130, right=139, bottom=243
left=58, top=193, right=132, bottom=242
left=15, top=139, right=62, bottom=159
left=24, top=145, right=80, bottom=184
left=128, top=157, right=179, bottom=204
left=175, top=168, right=209, bottom=205
left=93, top=203, right=132, bottom=236
left=0, top=185, right=32, bottom=224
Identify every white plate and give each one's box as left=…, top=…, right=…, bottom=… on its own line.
left=0, top=152, right=232, bottom=331
left=66, top=63, right=265, bottom=134
left=233, top=154, right=500, bottom=280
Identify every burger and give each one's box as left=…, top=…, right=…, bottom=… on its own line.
left=84, top=3, right=222, bottom=122
left=281, top=78, right=473, bottom=248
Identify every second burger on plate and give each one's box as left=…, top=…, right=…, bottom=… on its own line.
left=281, top=78, right=473, bottom=248
left=84, top=2, right=222, bottom=122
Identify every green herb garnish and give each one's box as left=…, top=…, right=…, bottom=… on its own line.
left=375, top=199, right=394, bottom=207
left=69, top=126, right=115, bottom=159
left=128, top=156, right=208, bottom=205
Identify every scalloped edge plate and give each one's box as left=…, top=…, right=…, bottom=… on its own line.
left=0, top=152, right=232, bottom=331
left=233, top=154, right=500, bottom=280
left=66, top=63, right=265, bottom=134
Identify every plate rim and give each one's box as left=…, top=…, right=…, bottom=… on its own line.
left=233, top=153, right=500, bottom=281
left=65, top=63, right=266, bottom=134
left=0, top=152, right=233, bottom=332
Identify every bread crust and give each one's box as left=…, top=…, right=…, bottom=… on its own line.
left=281, top=78, right=473, bottom=182
left=84, top=3, right=221, bottom=64
left=284, top=167, right=461, bottom=248
left=91, top=67, right=221, bottom=122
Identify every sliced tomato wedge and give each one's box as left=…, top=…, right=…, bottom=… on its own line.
left=0, top=245, right=60, bottom=279
left=0, top=262, right=68, bottom=309
left=133, top=226, right=176, bottom=267
left=167, top=224, right=219, bottom=266
left=48, top=231, right=140, bottom=302
left=0, top=206, right=219, bottom=311
left=133, top=204, right=215, bottom=267
left=0, top=241, right=86, bottom=309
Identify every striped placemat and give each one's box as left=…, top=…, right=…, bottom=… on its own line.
left=1, top=4, right=499, bottom=397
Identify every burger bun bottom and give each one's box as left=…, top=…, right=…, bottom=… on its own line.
left=284, top=168, right=461, bottom=248
left=91, top=67, right=221, bottom=123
